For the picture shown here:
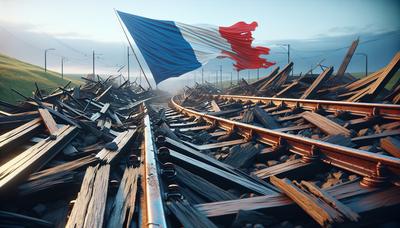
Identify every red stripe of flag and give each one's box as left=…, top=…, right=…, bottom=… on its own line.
left=219, top=21, right=275, bottom=71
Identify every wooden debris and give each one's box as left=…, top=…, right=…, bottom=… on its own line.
left=0, top=118, right=42, bottom=154
left=336, top=39, right=359, bottom=77
left=223, top=143, right=260, bottom=168
left=107, top=167, right=140, bottom=228
left=253, top=106, right=281, bottom=129
left=380, top=137, right=400, bottom=158
left=175, top=165, right=237, bottom=202
left=18, top=155, right=98, bottom=195
left=300, top=66, right=333, bottom=99
left=96, top=129, right=136, bottom=163
left=38, top=108, right=59, bottom=135
left=66, top=164, right=110, bottom=228
left=302, top=111, right=351, bottom=136
left=298, top=180, right=360, bottom=222
left=0, top=125, right=78, bottom=191
left=254, top=159, right=310, bottom=179
left=167, top=199, right=218, bottom=228
left=270, top=176, right=344, bottom=226
left=210, top=100, right=221, bottom=112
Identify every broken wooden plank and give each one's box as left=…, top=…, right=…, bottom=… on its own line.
left=38, top=108, right=59, bottom=135
left=380, top=137, right=400, bottom=158
left=258, top=62, right=293, bottom=93
left=336, top=39, right=359, bottom=77
left=348, top=52, right=400, bottom=102
left=95, top=129, right=136, bottom=163
left=195, top=180, right=376, bottom=217
left=184, top=138, right=247, bottom=151
left=18, top=155, right=98, bottom=196
left=253, top=106, right=281, bottom=129
left=0, top=118, right=42, bottom=154
left=300, top=66, right=333, bottom=99
left=367, top=52, right=400, bottom=99
left=107, top=167, right=139, bottom=228
left=273, top=80, right=299, bottom=97
left=175, top=165, right=237, bottom=202
left=223, top=143, right=260, bottom=168
left=100, top=103, right=110, bottom=114
left=270, top=176, right=344, bottom=226
left=167, top=200, right=218, bottom=228
left=210, top=100, right=221, bottom=112
left=352, top=129, right=400, bottom=145
left=66, top=164, right=110, bottom=228
left=168, top=149, right=277, bottom=195
left=241, top=109, right=254, bottom=123
left=95, top=85, right=112, bottom=102
left=274, top=124, right=313, bottom=133
left=0, top=125, right=78, bottom=191
left=302, top=111, right=351, bottom=136
left=298, top=180, right=360, bottom=222
left=254, top=159, right=310, bottom=179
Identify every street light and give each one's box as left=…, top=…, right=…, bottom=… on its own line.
left=44, top=48, right=55, bottom=72
left=355, top=53, right=368, bottom=77
left=61, top=57, right=67, bottom=79
left=277, top=43, right=292, bottom=76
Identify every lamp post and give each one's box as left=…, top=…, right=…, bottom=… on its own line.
left=61, top=57, right=67, bottom=79
left=44, top=48, right=55, bottom=72
left=278, top=44, right=292, bottom=76
left=355, top=53, right=368, bottom=77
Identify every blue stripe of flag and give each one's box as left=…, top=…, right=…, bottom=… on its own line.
left=117, top=11, right=201, bottom=84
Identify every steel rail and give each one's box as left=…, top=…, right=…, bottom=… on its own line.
left=171, top=95, right=400, bottom=187
left=143, top=109, right=167, bottom=228
left=213, top=94, right=400, bottom=120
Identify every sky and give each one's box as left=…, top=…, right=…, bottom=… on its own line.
left=0, top=0, right=399, bottom=89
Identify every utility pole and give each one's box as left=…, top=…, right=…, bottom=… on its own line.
left=92, top=50, right=95, bottom=78
left=127, top=46, right=130, bottom=84
left=230, top=72, right=233, bottom=85
left=257, top=68, right=259, bottom=80
left=139, top=70, right=142, bottom=86
left=355, top=53, right=368, bottom=77
left=201, top=68, right=204, bottom=84
left=219, top=65, right=222, bottom=89
left=278, top=44, right=291, bottom=76
left=92, top=51, right=103, bottom=81
left=44, top=48, right=55, bottom=72
left=215, top=70, right=218, bottom=86
left=61, top=57, right=66, bottom=79
left=237, top=71, right=239, bottom=84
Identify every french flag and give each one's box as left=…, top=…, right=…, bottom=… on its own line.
left=117, top=11, right=275, bottom=84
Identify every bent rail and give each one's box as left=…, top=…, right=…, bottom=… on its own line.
left=213, top=94, right=400, bottom=120
left=171, top=95, right=400, bottom=187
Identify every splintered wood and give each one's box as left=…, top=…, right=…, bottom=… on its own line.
left=107, top=167, right=140, bottom=228
left=0, top=125, right=77, bottom=191
left=38, top=108, right=59, bottom=135
left=270, top=176, right=346, bottom=226
left=66, top=165, right=110, bottom=228
left=302, top=111, right=351, bottom=136
left=95, top=129, right=136, bottom=163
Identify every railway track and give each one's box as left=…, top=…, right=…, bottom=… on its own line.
left=0, top=71, right=399, bottom=227
left=142, top=90, right=400, bottom=227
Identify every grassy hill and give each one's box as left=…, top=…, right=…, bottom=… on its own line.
left=0, top=54, right=83, bottom=104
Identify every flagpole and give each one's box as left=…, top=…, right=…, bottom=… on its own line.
left=114, top=9, right=153, bottom=90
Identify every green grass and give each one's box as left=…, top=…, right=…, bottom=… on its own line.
left=0, top=53, right=83, bottom=104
